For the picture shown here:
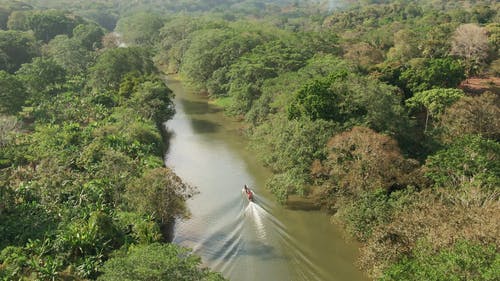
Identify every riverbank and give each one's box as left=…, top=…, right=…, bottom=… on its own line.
left=163, top=76, right=369, bottom=281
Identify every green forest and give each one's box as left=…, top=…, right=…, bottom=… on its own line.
left=1, top=0, right=499, bottom=280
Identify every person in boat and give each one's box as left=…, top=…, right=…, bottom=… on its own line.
left=243, top=184, right=253, bottom=200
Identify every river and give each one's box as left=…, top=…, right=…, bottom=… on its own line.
left=164, top=77, right=369, bottom=281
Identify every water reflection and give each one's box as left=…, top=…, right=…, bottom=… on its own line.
left=190, top=118, right=221, bottom=134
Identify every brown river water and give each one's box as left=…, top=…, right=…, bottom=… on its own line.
left=164, top=77, right=370, bottom=281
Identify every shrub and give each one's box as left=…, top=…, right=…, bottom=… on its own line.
left=98, top=243, right=226, bottom=281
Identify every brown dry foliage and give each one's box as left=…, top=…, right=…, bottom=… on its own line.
left=359, top=189, right=500, bottom=278
left=451, top=24, right=490, bottom=64
left=343, top=42, right=385, bottom=69
left=316, top=126, right=417, bottom=197
left=440, top=91, right=500, bottom=142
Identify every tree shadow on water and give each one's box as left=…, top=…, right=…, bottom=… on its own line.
left=190, top=118, right=221, bottom=134
left=181, top=99, right=223, bottom=115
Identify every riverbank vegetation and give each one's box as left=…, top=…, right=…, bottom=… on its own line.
left=0, top=3, right=225, bottom=280
left=112, top=0, right=498, bottom=279
left=1, top=0, right=498, bottom=280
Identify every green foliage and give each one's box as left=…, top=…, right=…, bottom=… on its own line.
left=420, top=23, right=455, bottom=59
left=56, top=211, right=123, bottom=261
left=400, top=58, right=465, bottom=94
left=338, top=190, right=394, bottom=241
left=90, top=47, right=155, bottom=90
left=0, top=201, right=58, bottom=249
left=225, top=39, right=310, bottom=114
left=125, top=77, right=175, bottom=124
left=381, top=240, right=500, bottom=281
left=43, top=35, right=92, bottom=75
left=424, top=135, right=499, bottom=190
left=125, top=168, right=195, bottom=224
left=1, top=2, right=498, bottom=280
left=25, top=122, right=85, bottom=163
left=115, top=12, right=164, bottom=46
left=181, top=28, right=253, bottom=91
left=0, top=115, right=19, bottom=148
left=386, top=29, right=421, bottom=63
left=98, top=243, right=226, bottom=281
left=406, top=88, right=464, bottom=132
left=289, top=72, right=408, bottom=136
left=72, top=23, right=104, bottom=50
left=407, top=88, right=464, bottom=117
left=31, top=91, right=109, bottom=124
left=156, top=15, right=227, bottom=72
left=27, top=10, right=82, bottom=42
left=0, top=5, right=230, bottom=281
left=0, top=6, right=10, bottom=29
left=116, top=212, right=162, bottom=244
left=251, top=116, right=338, bottom=201
left=7, top=10, right=30, bottom=31
left=0, top=30, right=39, bottom=73
left=0, top=70, right=27, bottom=114
left=246, top=55, right=354, bottom=124
left=287, top=71, right=347, bottom=121
left=16, top=57, right=66, bottom=96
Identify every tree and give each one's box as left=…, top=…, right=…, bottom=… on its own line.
left=420, top=23, right=455, bottom=59
left=381, top=240, right=499, bottom=281
left=224, top=39, right=309, bottom=114
left=72, top=23, right=105, bottom=50
left=400, top=58, right=465, bottom=94
left=424, top=135, right=499, bottom=190
left=90, top=47, right=155, bottom=90
left=406, top=88, right=464, bottom=132
left=0, top=115, right=19, bottom=147
left=27, top=10, right=82, bottom=42
left=16, top=57, right=66, bottom=95
left=316, top=127, right=415, bottom=203
left=246, top=54, right=354, bottom=125
left=126, top=78, right=175, bottom=124
left=0, top=71, right=27, bottom=114
left=386, top=29, right=421, bottom=63
left=115, top=12, right=164, bottom=46
left=43, top=35, right=92, bottom=75
left=156, top=16, right=226, bottom=72
left=77, top=8, right=118, bottom=31
left=6, top=11, right=29, bottom=31
left=440, top=92, right=500, bottom=142
left=250, top=116, right=338, bottom=202
left=343, top=42, right=384, bottom=70
left=0, top=30, right=39, bottom=73
left=287, top=75, right=341, bottom=121
left=361, top=189, right=499, bottom=278
left=98, top=243, right=226, bottom=281
left=451, top=23, right=490, bottom=77
left=125, top=168, right=195, bottom=225
left=289, top=72, right=408, bottom=136
left=181, top=28, right=255, bottom=91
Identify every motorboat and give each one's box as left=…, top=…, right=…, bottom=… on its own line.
left=243, top=186, right=254, bottom=201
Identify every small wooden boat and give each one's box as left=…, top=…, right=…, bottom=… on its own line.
left=243, top=186, right=254, bottom=201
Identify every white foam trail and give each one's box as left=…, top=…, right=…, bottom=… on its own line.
left=245, top=202, right=267, bottom=239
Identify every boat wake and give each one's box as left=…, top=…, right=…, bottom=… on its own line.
left=245, top=201, right=267, bottom=239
